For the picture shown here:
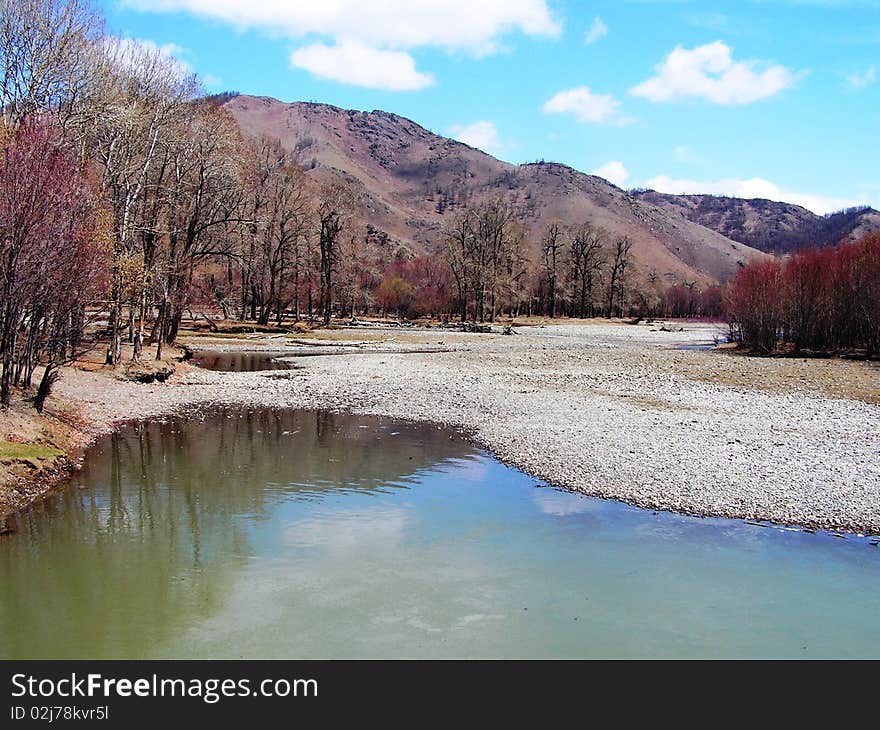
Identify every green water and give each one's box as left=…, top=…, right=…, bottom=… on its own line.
left=1, top=407, right=878, bottom=659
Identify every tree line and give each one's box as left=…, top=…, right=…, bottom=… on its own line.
left=725, top=232, right=880, bottom=356
left=0, top=0, right=357, bottom=408
left=0, top=0, right=695, bottom=411
left=6, top=0, right=871, bottom=416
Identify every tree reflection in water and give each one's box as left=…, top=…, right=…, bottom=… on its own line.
left=0, top=408, right=472, bottom=658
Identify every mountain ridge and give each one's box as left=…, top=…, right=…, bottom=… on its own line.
left=632, top=190, right=880, bottom=255
left=223, top=94, right=769, bottom=285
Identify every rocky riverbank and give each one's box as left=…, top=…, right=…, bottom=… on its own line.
left=8, top=320, right=880, bottom=535
left=0, top=345, right=185, bottom=519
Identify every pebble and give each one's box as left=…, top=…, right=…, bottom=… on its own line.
left=56, top=322, right=880, bottom=536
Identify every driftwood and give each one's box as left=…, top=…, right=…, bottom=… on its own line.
left=200, top=313, right=219, bottom=332
left=452, top=321, right=492, bottom=333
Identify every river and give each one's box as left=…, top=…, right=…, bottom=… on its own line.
left=1, top=406, right=878, bottom=658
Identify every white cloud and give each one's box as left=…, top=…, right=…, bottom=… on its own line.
left=542, top=86, right=633, bottom=125
left=106, top=36, right=193, bottom=75
left=283, top=505, right=408, bottom=551
left=584, top=16, right=607, bottom=45
left=643, top=174, right=863, bottom=215
left=290, top=41, right=434, bottom=91
left=533, top=490, right=597, bottom=516
left=449, top=120, right=504, bottom=153
left=125, top=0, right=560, bottom=54
left=202, top=73, right=223, bottom=90
left=847, top=66, right=876, bottom=88
left=630, top=41, right=796, bottom=105
left=127, top=0, right=559, bottom=90
left=592, top=161, right=630, bottom=187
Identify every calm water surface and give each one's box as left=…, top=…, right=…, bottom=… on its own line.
left=190, top=351, right=297, bottom=371
left=1, top=408, right=878, bottom=659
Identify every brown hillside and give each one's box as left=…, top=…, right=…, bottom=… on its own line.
left=225, top=95, right=767, bottom=285
left=634, top=190, right=880, bottom=255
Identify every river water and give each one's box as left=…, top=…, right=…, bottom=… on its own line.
left=1, top=407, right=878, bottom=658
left=189, top=350, right=297, bottom=371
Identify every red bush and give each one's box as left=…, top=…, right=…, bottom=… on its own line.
left=725, top=233, right=880, bottom=356
left=725, top=259, right=784, bottom=353
left=0, top=121, right=109, bottom=406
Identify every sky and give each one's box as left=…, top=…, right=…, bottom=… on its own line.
left=98, top=0, right=880, bottom=214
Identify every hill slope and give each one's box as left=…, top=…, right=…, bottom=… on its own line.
left=633, top=191, right=880, bottom=254
left=225, top=95, right=767, bottom=285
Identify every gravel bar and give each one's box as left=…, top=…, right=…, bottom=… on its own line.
left=56, top=322, right=880, bottom=535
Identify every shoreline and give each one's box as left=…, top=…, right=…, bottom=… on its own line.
left=4, top=320, right=880, bottom=536
left=18, top=399, right=879, bottom=542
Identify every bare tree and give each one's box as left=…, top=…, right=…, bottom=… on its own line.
left=335, top=226, right=380, bottom=320
left=444, top=208, right=476, bottom=322
left=496, top=221, right=531, bottom=319
left=541, top=222, right=563, bottom=317
left=159, top=101, right=245, bottom=346
left=568, top=222, right=605, bottom=318
left=0, top=122, right=109, bottom=408
left=82, top=37, right=197, bottom=363
left=606, top=235, right=633, bottom=318
left=444, top=200, right=523, bottom=322
left=246, top=137, right=310, bottom=325
left=317, top=183, right=353, bottom=326
left=0, top=0, right=102, bottom=130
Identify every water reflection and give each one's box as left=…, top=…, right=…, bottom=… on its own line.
left=1, top=408, right=879, bottom=659
left=0, top=409, right=472, bottom=659
left=191, top=351, right=297, bottom=372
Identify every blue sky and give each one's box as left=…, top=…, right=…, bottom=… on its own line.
left=100, top=0, right=879, bottom=214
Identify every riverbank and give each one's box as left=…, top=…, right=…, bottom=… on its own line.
left=5, top=319, right=880, bottom=534
left=0, top=344, right=185, bottom=519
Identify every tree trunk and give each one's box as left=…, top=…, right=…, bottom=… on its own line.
left=34, top=363, right=59, bottom=413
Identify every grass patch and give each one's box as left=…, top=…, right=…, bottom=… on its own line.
left=0, top=442, right=63, bottom=462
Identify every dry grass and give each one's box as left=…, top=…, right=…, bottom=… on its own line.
left=0, top=341, right=186, bottom=516
left=0, top=397, right=77, bottom=516
left=662, top=349, right=880, bottom=405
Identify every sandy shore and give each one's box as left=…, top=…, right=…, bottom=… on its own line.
left=50, top=320, right=880, bottom=535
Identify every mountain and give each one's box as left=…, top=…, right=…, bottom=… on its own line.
left=632, top=191, right=880, bottom=255
left=224, top=95, right=768, bottom=285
